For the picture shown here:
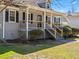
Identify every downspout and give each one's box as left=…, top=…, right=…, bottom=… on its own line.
left=3, top=9, right=5, bottom=39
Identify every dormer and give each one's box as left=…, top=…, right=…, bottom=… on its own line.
left=37, top=0, right=51, bottom=9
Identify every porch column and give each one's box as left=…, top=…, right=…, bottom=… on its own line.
left=50, top=13, right=52, bottom=28
left=53, top=16, right=56, bottom=38
left=43, top=11, right=46, bottom=39
left=26, top=7, right=29, bottom=39
left=44, top=11, right=46, bottom=29
left=3, top=9, right=5, bottom=39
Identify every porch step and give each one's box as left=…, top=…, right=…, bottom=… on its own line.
left=46, top=29, right=56, bottom=38
left=46, top=29, right=64, bottom=40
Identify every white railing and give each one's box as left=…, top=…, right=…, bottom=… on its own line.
left=19, top=20, right=63, bottom=39
left=46, top=23, right=56, bottom=38
left=46, top=23, right=63, bottom=39
left=54, top=24, right=63, bottom=37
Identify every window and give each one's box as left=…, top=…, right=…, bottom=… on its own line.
left=5, top=9, right=9, bottom=22
left=16, top=11, right=19, bottom=23
left=10, top=11, right=15, bottom=22
left=47, top=4, right=50, bottom=8
left=37, top=15, right=42, bottom=21
left=54, top=17, right=61, bottom=25
left=38, top=3, right=46, bottom=8
left=46, top=16, right=50, bottom=24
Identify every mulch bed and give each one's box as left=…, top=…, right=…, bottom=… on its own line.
left=5, top=37, right=55, bottom=44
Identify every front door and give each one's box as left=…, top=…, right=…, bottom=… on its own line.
left=37, top=15, right=42, bottom=28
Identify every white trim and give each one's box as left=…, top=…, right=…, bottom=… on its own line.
left=44, top=11, right=46, bottom=29
left=43, top=11, right=46, bottom=39
left=50, top=13, right=52, bottom=27
left=7, top=6, right=19, bottom=10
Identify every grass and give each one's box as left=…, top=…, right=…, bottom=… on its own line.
left=0, top=40, right=79, bottom=59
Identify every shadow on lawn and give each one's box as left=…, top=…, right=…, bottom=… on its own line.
left=0, top=39, right=76, bottom=55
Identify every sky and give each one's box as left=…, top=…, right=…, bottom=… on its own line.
left=51, top=0, right=79, bottom=13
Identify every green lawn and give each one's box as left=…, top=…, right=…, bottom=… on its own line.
left=0, top=40, right=79, bottom=59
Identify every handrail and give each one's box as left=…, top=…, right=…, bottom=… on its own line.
left=46, top=23, right=56, bottom=38
left=46, top=23, right=63, bottom=38
left=46, top=23, right=55, bottom=31
left=54, top=24, right=63, bottom=32
left=55, top=26, right=63, bottom=37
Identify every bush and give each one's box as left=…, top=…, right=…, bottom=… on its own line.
left=63, top=26, right=72, bottom=38
left=72, top=28, right=79, bottom=35
left=29, top=29, right=43, bottom=40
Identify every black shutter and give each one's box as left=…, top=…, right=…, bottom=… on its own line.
left=5, top=9, right=9, bottom=22
left=46, top=16, right=48, bottom=22
left=31, top=13, right=33, bottom=24
left=31, top=13, right=33, bottom=20
left=23, top=12, right=25, bottom=20
left=16, top=11, right=19, bottom=23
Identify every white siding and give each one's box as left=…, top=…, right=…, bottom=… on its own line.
left=61, top=16, right=79, bottom=29
left=5, top=23, right=19, bottom=40
left=4, top=7, right=20, bottom=40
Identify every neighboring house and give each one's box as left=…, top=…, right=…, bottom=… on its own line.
left=61, top=12, right=79, bottom=29
left=0, top=0, right=66, bottom=40
left=67, top=13, right=79, bottom=29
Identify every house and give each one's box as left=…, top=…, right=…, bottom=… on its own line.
left=66, top=13, right=79, bottom=29
left=0, top=0, right=67, bottom=40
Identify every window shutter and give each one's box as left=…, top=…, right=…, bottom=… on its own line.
left=31, top=13, right=33, bottom=20
left=23, top=12, right=25, bottom=20
left=16, top=11, right=19, bottom=23
left=5, top=9, right=9, bottom=22
left=30, top=13, right=33, bottom=24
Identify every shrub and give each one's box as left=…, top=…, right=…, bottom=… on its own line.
left=29, top=29, right=43, bottom=40
left=72, top=28, right=79, bottom=35
left=63, top=26, right=72, bottom=38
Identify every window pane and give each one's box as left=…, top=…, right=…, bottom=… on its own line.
left=10, top=11, right=15, bottom=21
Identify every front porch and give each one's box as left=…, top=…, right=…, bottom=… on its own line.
left=0, top=4, right=66, bottom=40
left=18, top=5, right=64, bottom=40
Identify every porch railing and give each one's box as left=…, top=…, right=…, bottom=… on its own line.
left=19, top=20, right=63, bottom=39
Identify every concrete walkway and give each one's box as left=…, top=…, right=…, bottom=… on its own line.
left=55, top=38, right=79, bottom=44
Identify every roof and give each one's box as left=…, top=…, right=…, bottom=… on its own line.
left=13, top=0, right=46, bottom=7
